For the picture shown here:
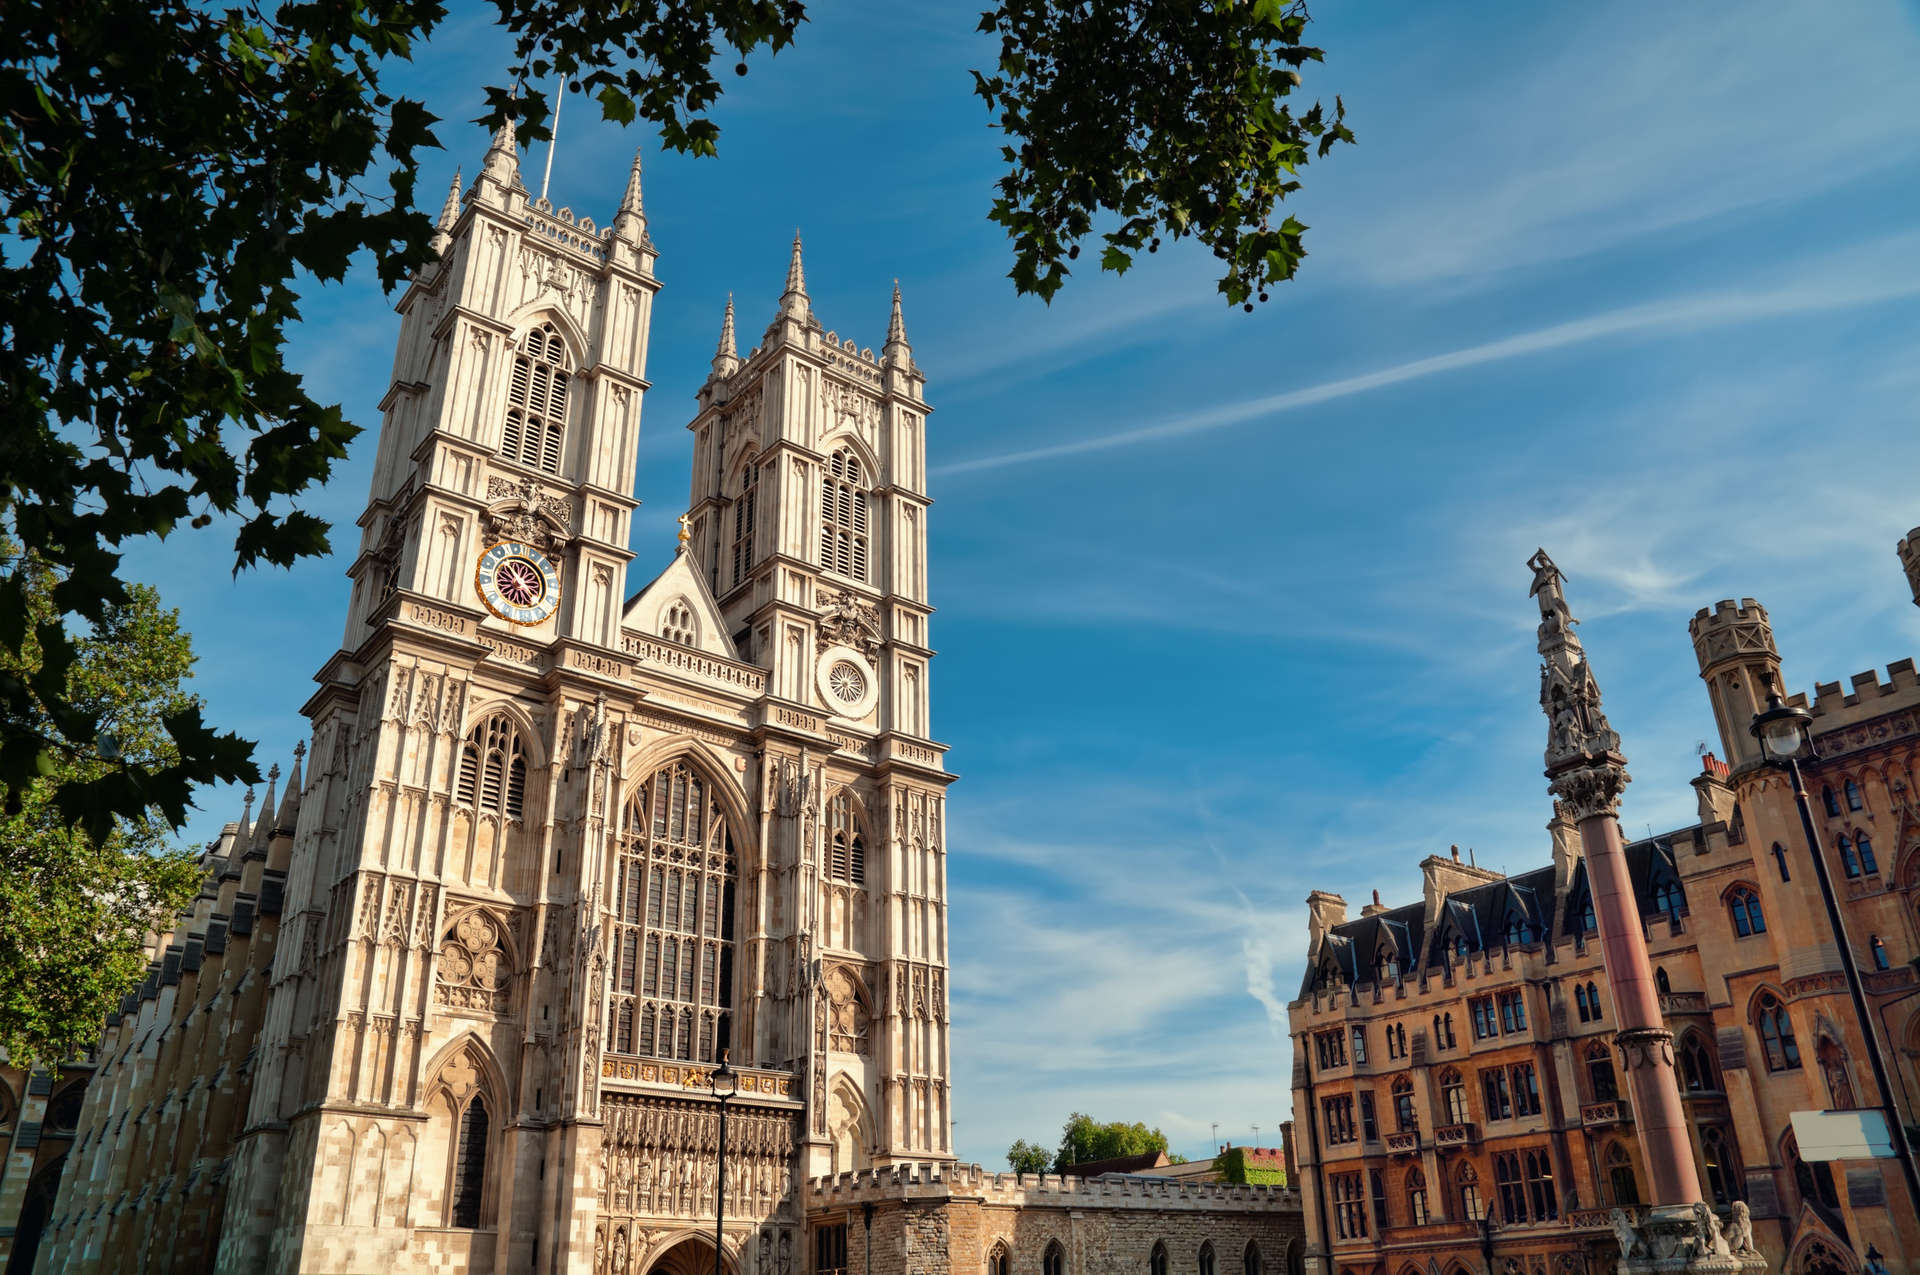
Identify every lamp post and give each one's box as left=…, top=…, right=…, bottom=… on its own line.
left=711, top=1051, right=739, bottom=1275
left=1749, top=677, right=1920, bottom=1217
left=1477, top=1212, right=1498, bottom=1275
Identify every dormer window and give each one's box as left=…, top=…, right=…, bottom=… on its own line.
left=502, top=322, right=569, bottom=473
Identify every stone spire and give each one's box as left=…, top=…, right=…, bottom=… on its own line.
left=712, top=293, right=739, bottom=377
left=238, top=785, right=255, bottom=834
left=250, top=763, right=280, bottom=852
left=884, top=280, right=911, bottom=363
left=481, top=116, right=520, bottom=187
left=1531, top=548, right=1627, bottom=818
left=612, top=148, right=646, bottom=242
left=274, top=741, right=305, bottom=832
left=428, top=169, right=461, bottom=256
left=779, top=230, right=809, bottom=320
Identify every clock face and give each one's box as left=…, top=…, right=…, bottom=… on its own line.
left=475, top=541, right=561, bottom=625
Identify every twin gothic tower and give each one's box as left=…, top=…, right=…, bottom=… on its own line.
left=84, top=123, right=951, bottom=1275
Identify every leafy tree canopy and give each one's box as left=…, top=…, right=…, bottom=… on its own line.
left=1053, top=1112, right=1172, bottom=1170
left=0, top=0, right=1349, bottom=840
left=1007, top=1138, right=1053, bottom=1174
left=0, top=547, right=207, bottom=1065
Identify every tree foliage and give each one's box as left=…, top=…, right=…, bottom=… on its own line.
left=1053, top=1112, right=1172, bottom=1170
left=1007, top=1138, right=1053, bottom=1174
left=1, top=0, right=1349, bottom=838
left=974, top=0, right=1354, bottom=306
left=0, top=549, right=207, bottom=1066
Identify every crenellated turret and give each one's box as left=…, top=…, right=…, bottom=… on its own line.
left=1688, top=597, right=1780, bottom=770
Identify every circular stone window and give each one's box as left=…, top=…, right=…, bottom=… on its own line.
left=815, top=644, right=878, bottom=719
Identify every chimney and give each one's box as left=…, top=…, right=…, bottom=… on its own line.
left=1360, top=888, right=1389, bottom=918
left=1306, top=890, right=1348, bottom=952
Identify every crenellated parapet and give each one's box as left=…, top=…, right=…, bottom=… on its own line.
left=808, top=1162, right=1300, bottom=1211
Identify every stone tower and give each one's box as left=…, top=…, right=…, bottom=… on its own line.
left=1687, top=598, right=1782, bottom=771
left=36, top=122, right=956, bottom=1275
left=1901, top=525, right=1920, bottom=608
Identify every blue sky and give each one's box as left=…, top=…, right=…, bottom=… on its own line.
left=128, top=1, right=1920, bottom=1167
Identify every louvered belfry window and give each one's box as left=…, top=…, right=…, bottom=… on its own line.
left=819, top=449, right=869, bottom=582
left=455, top=714, right=528, bottom=820
left=608, top=761, right=736, bottom=1063
left=501, top=322, right=569, bottom=473
left=827, top=791, right=865, bottom=886
left=731, top=459, right=758, bottom=589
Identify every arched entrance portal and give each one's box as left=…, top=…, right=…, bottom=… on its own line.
left=640, top=1235, right=738, bottom=1275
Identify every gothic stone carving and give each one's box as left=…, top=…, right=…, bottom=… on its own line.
left=434, top=908, right=513, bottom=1011
left=483, top=474, right=571, bottom=553
left=598, top=1094, right=796, bottom=1224
left=815, top=588, right=881, bottom=658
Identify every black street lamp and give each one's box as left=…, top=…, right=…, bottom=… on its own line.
left=1477, top=1212, right=1498, bottom=1275
left=1750, top=677, right=1920, bottom=1217
left=711, top=1051, right=739, bottom=1275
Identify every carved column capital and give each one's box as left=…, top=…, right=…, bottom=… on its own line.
left=1549, top=758, right=1631, bottom=820
left=1613, top=1025, right=1675, bottom=1071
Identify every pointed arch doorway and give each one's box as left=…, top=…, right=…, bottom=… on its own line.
left=642, top=1234, right=739, bottom=1275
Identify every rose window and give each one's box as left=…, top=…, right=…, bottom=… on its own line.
left=828, top=661, right=866, bottom=704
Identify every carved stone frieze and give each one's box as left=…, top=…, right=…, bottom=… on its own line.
left=482, top=473, right=571, bottom=553
left=815, top=588, right=881, bottom=658
left=597, top=1093, right=796, bottom=1223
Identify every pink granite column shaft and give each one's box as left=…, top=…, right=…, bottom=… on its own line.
left=1578, top=810, right=1700, bottom=1207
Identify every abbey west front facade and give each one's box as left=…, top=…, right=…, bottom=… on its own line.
left=27, top=125, right=1304, bottom=1275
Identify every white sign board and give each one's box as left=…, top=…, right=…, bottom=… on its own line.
left=1790, top=1109, right=1895, bottom=1161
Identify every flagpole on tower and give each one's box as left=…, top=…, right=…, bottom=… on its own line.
left=538, top=75, right=566, bottom=203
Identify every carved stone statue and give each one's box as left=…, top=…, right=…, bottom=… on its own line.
left=1609, top=1209, right=1642, bottom=1260
left=1694, top=1201, right=1729, bottom=1258
left=1725, top=1202, right=1756, bottom=1257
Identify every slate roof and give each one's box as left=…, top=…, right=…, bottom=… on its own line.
left=1300, top=831, right=1693, bottom=997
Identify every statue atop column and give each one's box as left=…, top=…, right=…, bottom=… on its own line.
left=1531, top=549, right=1628, bottom=819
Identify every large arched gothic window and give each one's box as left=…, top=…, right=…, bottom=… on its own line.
left=501, top=321, right=569, bottom=473
left=608, top=760, right=738, bottom=1062
left=731, top=457, right=759, bottom=590
left=820, top=448, right=870, bottom=582
left=456, top=714, right=529, bottom=820
left=1439, top=1068, right=1468, bottom=1124
left=1199, top=1242, right=1216, bottom=1275
left=988, top=1244, right=1011, bottom=1275
left=1755, top=992, right=1801, bottom=1072
left=1405, top=1167, right=1429, bottom=1224
left=427, top=1042, right=497, bottom=1229
left=1701, top=1127, right=1741, bottom=1205
left=1586, top=1041, right=1617, bottom=1102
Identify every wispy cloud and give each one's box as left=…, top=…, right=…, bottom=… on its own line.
left=935, top=231, right=1920, bottom=477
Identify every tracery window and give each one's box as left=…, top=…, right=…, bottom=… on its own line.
left=608, top=760, right=737, bottom=1062
left=501, top=321, right=569, bottom=473
left=1586, top=1041, right=1617, bottom=1102
left=732, top=459, right=759, bottom=589
left=456, top=713, right=529, bottom=819
left=1440, top=1068, right=1468, bottom=1124
left=1755, top=992, right=1800, bottom=1072
left=820, top=448, right=870, bottom=582
left=1330, top=1173, right=1368, bottom=1239
left=1510, top=1062, right=1542, bottom=1117
left=1680, top=1032, right=1717, bottom=1092
left=1605, top=1142, right=1640, bottom=1207
left=662, top=600, right=697, bottom=647
left=1701, top=1127, right=1741, bottom=1205
left=828, top=791, right=867, bottom=886
left=1456, top=1163, right=1483, bottom=1222
left=1727, top=886, right=1766, bottom=937
left=1524, top=1150, right=1557, bottom=1220
left=1839, top=836, right=1860, bottom=879
left=1406, top=1167, right=1429, bottom=1225
left=1845, top=779, right=1864, bottom=811
left=1482, top=1068, right=1512, bottom=1121
left=435, top=909, right=514, bottom=1012
left=1651, top=874, right=1686, bottom=922
left=1392, top=1077, right=1416, bottom=1132
left=1856, top=831, right=1878, bottom=875
left=989, top=1244, right=1011, bottom=1275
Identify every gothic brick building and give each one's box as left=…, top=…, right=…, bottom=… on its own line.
left=1288, top=530, right=1920, bottom=1275
left=20, top=123, right=1303, bottom=1275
